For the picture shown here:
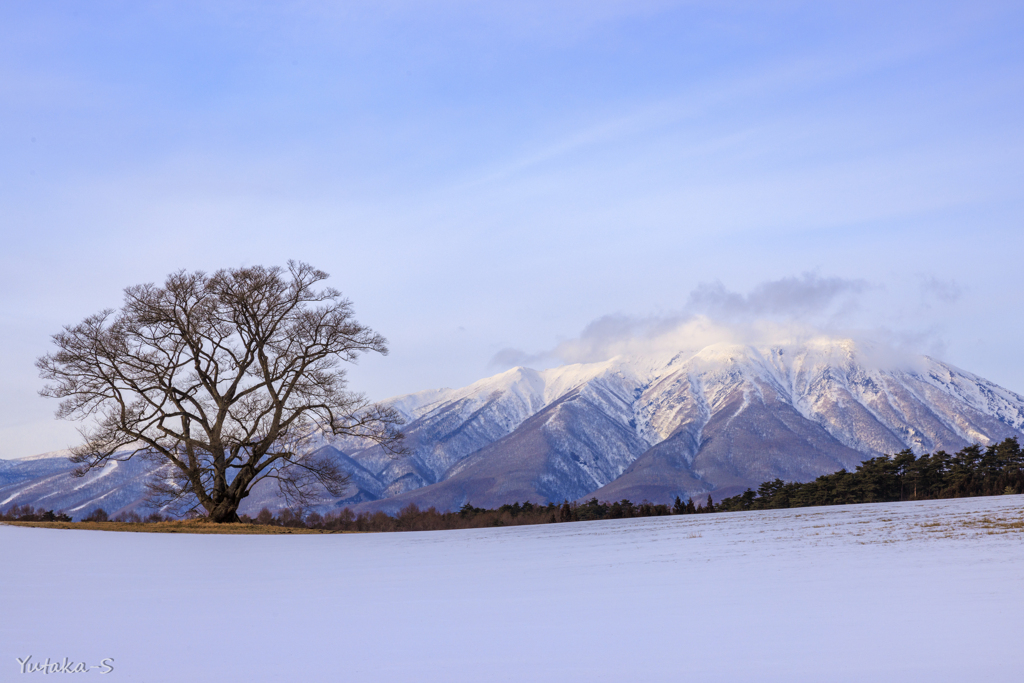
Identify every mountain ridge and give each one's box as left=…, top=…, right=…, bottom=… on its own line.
left=4, top=337, right=1024, bottom=517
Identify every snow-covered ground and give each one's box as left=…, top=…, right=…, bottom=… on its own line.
left=2, top=496, right=1023, bottom=682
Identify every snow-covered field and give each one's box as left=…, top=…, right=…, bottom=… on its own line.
left=2, top=496, right=1023, bottom=682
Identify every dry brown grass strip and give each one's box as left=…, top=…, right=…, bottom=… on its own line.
left=959, top=515, right=1024, bottom=532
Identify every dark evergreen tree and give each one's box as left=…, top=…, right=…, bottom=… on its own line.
left=560, top=500, right=573, bottom=522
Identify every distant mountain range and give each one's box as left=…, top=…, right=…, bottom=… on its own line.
left=4, top=337, right=1024, bottom=519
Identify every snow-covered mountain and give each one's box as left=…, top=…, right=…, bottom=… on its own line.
left=5, top=337, right=1024, bottom=517
left=336, top=338, right=1024, bottom=512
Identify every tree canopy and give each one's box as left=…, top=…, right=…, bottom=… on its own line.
left=37, top=261, right=403, bottom=522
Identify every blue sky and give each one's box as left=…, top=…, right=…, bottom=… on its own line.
left=2, top=1, right=1023, bottom=458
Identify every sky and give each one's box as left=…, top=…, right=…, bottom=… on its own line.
left=2, top=1, right=1022, bottom=458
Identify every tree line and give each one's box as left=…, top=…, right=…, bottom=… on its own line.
left=0, top=504, right=170, bottom=524
left=715, top=437, right=1024, bottom=512
left=0, top=505, right=72, bottom=522
left=238, top=498, right=681, bottom=532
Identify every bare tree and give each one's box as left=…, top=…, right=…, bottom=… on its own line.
left=37, top=261, right=403, bottom=522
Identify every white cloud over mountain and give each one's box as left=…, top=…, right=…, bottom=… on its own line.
left=491, top=273, right=948, bottom=371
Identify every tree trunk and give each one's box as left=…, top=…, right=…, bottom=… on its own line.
left=208, top=499, right=242, bottom=523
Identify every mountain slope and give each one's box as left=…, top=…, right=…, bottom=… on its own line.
left=0, top=453, right=163, bottom=518
left=354, top=380, right=652, bottom=513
